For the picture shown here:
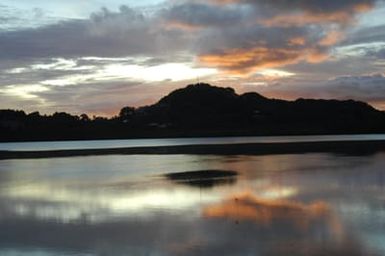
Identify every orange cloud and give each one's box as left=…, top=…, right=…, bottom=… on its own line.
left=213, top=0, right=374, bottom=24
left=288, top=36, right=306, bottom=46
left=165, top=1, right=376, bottom=75
left=164, top=20, right=202, bottom=31
left=353, top=2, right=375, bottom=12
left=199, top=47, right=328, bottom=75
left=260, top=10, right=361, bottom=27
left=306, top=51, right=330, bottom=63
left=319, top=30, right=345, bottom=46
left=256, top=1, right=374, bottom=27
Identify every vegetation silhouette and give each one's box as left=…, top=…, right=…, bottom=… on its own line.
left=1, top=83, right=385, bottom=141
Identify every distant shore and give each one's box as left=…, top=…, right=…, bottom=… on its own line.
left=1, top=140, right=385, bottom=160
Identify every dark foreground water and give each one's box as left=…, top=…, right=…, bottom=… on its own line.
left=1, top=152, right=385, bottom=255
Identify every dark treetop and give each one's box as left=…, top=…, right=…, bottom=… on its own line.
left=1, top=83, right=385, bottom=141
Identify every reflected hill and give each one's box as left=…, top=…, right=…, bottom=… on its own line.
left=1, top=83, right=385, bottom=141
left=164, top=170, right=238, bottom=189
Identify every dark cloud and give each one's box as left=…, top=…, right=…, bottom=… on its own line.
left=0, top=62, right=95, bottom=87
left=163, top=3, right=248, bottom=29
left=263, top=0, right=376, bottom=12
left=206, top=0, right=380, bottom=27
left=365, top=47, right=385, bottom=59
left=0, top=6, right=190, bottom=60
left=326, top=73, right=385, bottom=102
left=340, top=24, right=385, bottom=60
left=252, top=73, right=385, bottom=110
left=346, top=24, right=385, bottom=44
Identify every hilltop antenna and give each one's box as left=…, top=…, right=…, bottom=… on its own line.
left=196, top=76, right=200, bottom=84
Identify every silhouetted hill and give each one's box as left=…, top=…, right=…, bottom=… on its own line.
left=149, top=84, right=248, bottom=127
left=138, top=83, right=384, bottom=133
left=1, top=83, right=384, bottom=141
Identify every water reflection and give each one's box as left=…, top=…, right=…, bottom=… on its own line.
left=165, top=169, right=238, bottom=188
left=0, top=153, right=385, bottom=255
left=204, top=192, right=336, bottom=231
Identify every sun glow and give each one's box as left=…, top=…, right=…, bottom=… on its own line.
left=256, top=69, right=295, bottom=79
left=1, top=84, right=49, bottom=99
left=1, top=60, right=218, bottom=101
left=104, top=63, right=218, bottom=82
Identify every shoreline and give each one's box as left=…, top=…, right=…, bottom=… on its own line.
left=1, top=140, right=385, bottom=159
left=1, top=132, right=385, bottom=143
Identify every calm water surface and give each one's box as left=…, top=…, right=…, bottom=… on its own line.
left=1, top=134, right=385, bottom=151
left=0, top=150, right=385, bottom=255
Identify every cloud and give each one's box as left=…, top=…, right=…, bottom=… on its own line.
left=326, top=73, right=385, bottom=103
left=339, top=24, right=385, bottom=59
left=162, top=0, right=380, bottom=74
left=243, top=0, right=376, bottom=27
left=195, top=25, right=333, bottom=74
left=351, top=24, right=385, bottom=44
left=244, top=72, right=385, bottom=110
left=212, top=0, right=377, bottom=15
left=0, top=5, right=190, bottom=60
left=163, top=3, right=248, bottom=29
left=0, top=2, right=380, bottom=72
left=0, top=4, right=60, bottom=32
left=199, top=46, right=328, bottom=75
left=0, top=5, right=206, bottom=115
left=0, top=55, right=213, bottom=115
left=0, top=56, right=200, bottom=113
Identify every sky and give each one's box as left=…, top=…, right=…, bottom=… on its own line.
left=1, top=0, right=385, bottom=116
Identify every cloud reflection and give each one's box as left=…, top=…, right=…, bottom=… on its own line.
left=1, top=181, right=221, bottom=223
left=203, top=192, right=343, bottom=235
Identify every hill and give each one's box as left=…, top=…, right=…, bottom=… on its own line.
left=1, top=83, right=385, bottom=141
left=133, top=83, right=385, bottom=134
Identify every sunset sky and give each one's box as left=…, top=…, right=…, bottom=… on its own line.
left=1, top=0, right=385, bottom=116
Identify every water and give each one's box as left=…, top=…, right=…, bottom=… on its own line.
left=1, top=150, right=385, bottom=255
left=1, top=133, right=385, bottom=151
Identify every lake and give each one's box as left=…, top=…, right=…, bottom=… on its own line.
left=2, top=134, right=385, bottom=151
left=0, top=137, right=385, bottom=255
